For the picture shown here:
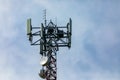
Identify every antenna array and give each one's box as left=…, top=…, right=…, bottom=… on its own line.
left=26, top=11, right=72, bottom=80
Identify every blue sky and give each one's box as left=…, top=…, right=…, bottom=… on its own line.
left=0, top=0, right=120, bottom=80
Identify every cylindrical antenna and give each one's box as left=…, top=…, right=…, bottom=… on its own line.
left=55, top=17, right=57, bottom=26
left=43, top=9, right=47, bottom=27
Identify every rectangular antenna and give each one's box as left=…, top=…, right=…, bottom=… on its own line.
left=68, top=18, right=72, bottom=48
left=70, top=18, right=72, bottom=35
left=43, top=9, right=47, bottom=27
left=41, top=23, right=44, bottom=38
left=27, top=18, right=32, bottom=35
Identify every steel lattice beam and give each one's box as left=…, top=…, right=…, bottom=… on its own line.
left=27, top=15, right=72, bottom=80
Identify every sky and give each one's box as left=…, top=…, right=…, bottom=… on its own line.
left=0, top=0, right=120, bottom=80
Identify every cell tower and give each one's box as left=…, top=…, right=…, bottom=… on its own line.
left=26, top=11, right=72, bottom=80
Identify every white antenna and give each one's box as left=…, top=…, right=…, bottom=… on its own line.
left=43, top=9, right=47, bottom=27
left=55, top=17, right=57, bottom=26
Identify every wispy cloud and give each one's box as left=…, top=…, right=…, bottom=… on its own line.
left=0, top=0, right=120, bottom=80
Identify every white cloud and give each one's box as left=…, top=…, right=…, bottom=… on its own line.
left=0, top=0, right=40, bottom=80
left=0, top=0, right=120, bottom=80
left=0, top=0, right=18, bottom=45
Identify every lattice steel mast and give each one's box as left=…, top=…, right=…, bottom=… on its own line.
left=26, top=11, right=72, bottom=80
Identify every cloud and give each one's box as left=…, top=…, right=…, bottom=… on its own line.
left=0, top=0, right=40, bottom=80
left=0, top=1, right=17, bottom=44
left=0, top=0, right=120, bottom=80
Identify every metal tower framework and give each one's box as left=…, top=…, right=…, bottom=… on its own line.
left=27, top=14, right=72, bottom=80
